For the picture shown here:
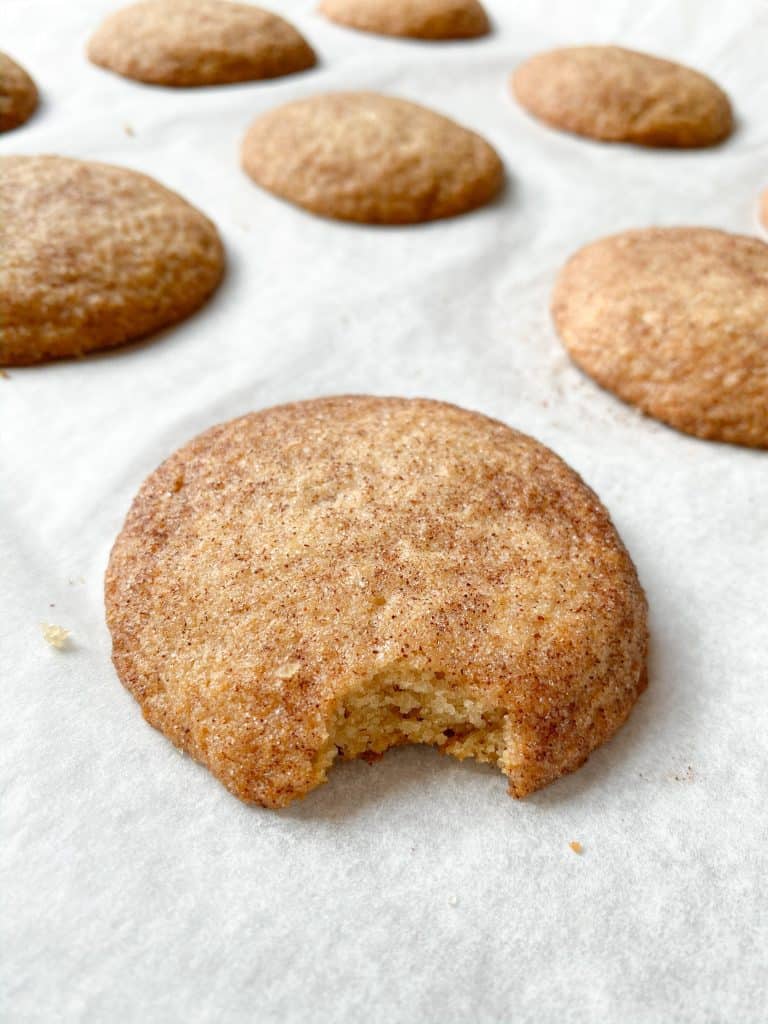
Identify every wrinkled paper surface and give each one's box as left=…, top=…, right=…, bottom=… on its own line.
left=2, top=1, right=767, bottom=1020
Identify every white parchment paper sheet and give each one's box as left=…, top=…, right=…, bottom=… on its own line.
left=2, top=1, right=767, bottom=1021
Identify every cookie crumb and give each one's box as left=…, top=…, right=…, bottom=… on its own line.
left=42, top=623, right=71, bottom=649
left=0, top=369, right=9, bottom=379
left=569, top=841, right=583, bottom=855
left=123, top=122, right=135, bottom=136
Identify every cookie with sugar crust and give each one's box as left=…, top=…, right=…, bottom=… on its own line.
left=241, top=91, right=504, bottom=224
left=0, top=155, right=224, bottom=365
left=318, top=0, right=490, bottom=40
left=105, top=396, right=649, bottom=809
left=88, top=0, right=316, bottom=87
left=0, top=52, right=38, bottom=132
left=552, top=227, right=768, bottom=448
left=512, top=45, right=732, bottom=148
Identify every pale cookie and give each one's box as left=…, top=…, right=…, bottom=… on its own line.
left=105, top=396, right=648, bottom=809
left=0, top=156, right=224, bottom=366
left=0, top=52, right=38, bottom=132
left=512, top=45, right=732, bottom=148
left=552, top=228, right=768, bottom=448
left=241, top=92, right=504, bottom=223
left=318, top=0, right=490, bottom=40
left=88, top=0, right=315, bottom=87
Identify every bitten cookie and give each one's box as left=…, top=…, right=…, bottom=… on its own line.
left=512, top=45, right=732, bottom=147
left=105, top=396, right=649, bottom=809
left=318, top=0, right=490, bottom=40
left=552, top=228, right=768, bottom=448
left=241, top=92, right=504, bottom=223
left=88, top=0, right=316, bottom=87
left=0, top=52, right=38, bottom=132
left=0, top=156, right=224, bottom=366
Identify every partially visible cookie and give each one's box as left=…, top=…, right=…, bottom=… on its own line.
left=0, top=156, right=224, bottom=366
left=241, top=92, right=504, bottom=224
left=106, top=395, right=648, bottom=808
left=88, top=0, right=316, bottom=87
left=552, top=228, right=768, bottom=448
left=318, top=0, right=490, bottom=40
left=0, top=52, right=38, bottom=132
left=512, top=46, right=732, bottom=148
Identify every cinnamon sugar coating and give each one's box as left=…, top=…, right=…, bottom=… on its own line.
left=0, top=52, right=38, bottom=132
left=553, top=228, right=768, bottom=448
left=88, top=0, right=315, bottom=87
left=241, top=92, right=504, bottom=224
left=0, top=155, right=224, bottom=365
left=318, top=0, right=490, bottom=40
left=106, top=397, right=648, bottom=808
left=512, top=46, right=732, bottom=148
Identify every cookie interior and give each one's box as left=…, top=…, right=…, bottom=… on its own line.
left=322, top=666, right=511, bottom=776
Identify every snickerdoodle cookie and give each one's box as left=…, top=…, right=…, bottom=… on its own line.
left=552, top=228, right=768, bottom=447
left=105, top=396, right=648, bottom=808
left=0, top=52, right=38, bottom=132
left=241, top=92, right=504, bottom=223
left=88, top=0, right=315, bottom=87
left=318, top=0, right=490, bottom=40
left=0, top=155, right=224, bottom=366
left=512, top=46, right=732, bottom=147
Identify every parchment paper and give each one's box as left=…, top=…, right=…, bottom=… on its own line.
left=2, top=1, right=767, bottom=1021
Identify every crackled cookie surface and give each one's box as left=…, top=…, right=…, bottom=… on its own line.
left=318, top=0, right=490, bottom=40
left=241, top=91, right=504, bottom=223
left=512, top=45, right=732, bottom=147
left=0, top=52, right=38, bottom=132
left=88, top=0, right=315, bottom=86
left=552, top=228, right=768, bottom=448
left=0, top=155, right=224, bottom=365
left=106, top=396, right=648, bottom=808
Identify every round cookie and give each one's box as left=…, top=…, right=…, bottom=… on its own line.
left=241, top=92, right=504, bottom=224
left=0, top=52, right=38, bottom=132
left=552, top=228, right=768, bottom=448
left=87, top=0, right=316, bottom=87
left=105, top=396, right=649, bottom=809
left=512, top=45, right=732, bottom=148
left=0, top=155, right=224, bottom=366
left=318, top=0, right=490, bottom=40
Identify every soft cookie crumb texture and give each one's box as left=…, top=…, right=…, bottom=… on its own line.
left=42, top=624, right=71, bottom=649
